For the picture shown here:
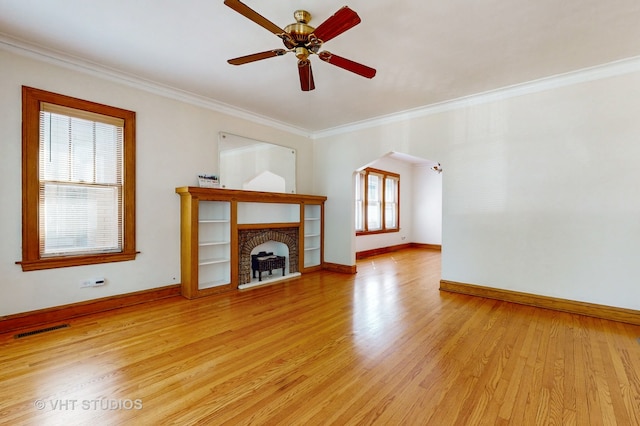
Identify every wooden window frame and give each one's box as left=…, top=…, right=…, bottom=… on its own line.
left=19, top=86, right=137, bottom=271
left=356, top=167, right=400, bottom=236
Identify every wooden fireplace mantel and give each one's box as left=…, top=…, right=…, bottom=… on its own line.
left=175, top=187, right=326, bottom=204
left=176, top=187, right=326, bottom=299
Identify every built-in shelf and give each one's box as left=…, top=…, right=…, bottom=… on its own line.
left=199, top=278, right=230, bottom=289
left=303, top=204, right=322, bottom=269
left=198, top=258, right=230, bottom=266
left=176, top=187, right=326, bottom=299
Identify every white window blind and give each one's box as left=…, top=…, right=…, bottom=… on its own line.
left=384, top=176, right=398, bottom=229
left=355, top=171, right=365, bottom=231
left=39, top=103, right=124, bottom=256
left=367, top=173, right=382, bottom=231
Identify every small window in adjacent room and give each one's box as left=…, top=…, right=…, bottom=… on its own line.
left=355, top=167, right=400, bottom=235
left=19, top=86, right=137, bottom=271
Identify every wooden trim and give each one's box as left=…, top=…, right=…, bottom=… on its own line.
left=237, top=222, right=300, bottom=230
left=357, top=243, right=411, bottom=259
left=439, top=280, right=640, bottom=326
left=298, top=204, right=305, bottom=273
left=410, top=243, right=442, bottom=251
left=356, top=168, right=400, bottom=235
left=187, top=283, right=234, bottom=299
left=364, top=167, right=400, bottom=178
left=356, top=243, right=440, bottom=260
left=20, top=86, right=137, bottom=271
left=0, top=284, right=182, bottom=334
left=319, top=202, right=325, bottom=267
left=356, top=228, right=400, bottom=237
left=230, top=200, right=239, bottom=292
left=175, top=186, right=327, bottom=204
left=323, top=262, right=357, bottom=274
left=302, top=264, right=324, bottom=273
left=18, top=252, right=137, bottom=271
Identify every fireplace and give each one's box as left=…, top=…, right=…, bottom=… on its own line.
left=238, top=227, right=299, bottom=286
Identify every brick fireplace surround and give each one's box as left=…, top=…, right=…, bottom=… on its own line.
left=238, top=227, right=299, bottom=285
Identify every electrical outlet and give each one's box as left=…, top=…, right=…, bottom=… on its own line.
left=80, top=278, right=106, bottom=288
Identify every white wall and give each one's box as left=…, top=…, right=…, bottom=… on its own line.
left=0, top=50, right=313, bottom=316
left=315, top=65, right=640, bottom=311
left=412, top=164, right=442, bottom=245
left=4, top=47, right=640, bottom=315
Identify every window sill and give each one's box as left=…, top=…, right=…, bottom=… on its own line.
left=17, top=251, right=138, bottom=272
left=356, top=229, right=399, bottom=236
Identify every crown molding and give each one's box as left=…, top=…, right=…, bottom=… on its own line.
left=3, top=32, right=639, bottom=140
left=0, top=33, right=313, bottom=138
left=312, top=55, right=640, bottom=139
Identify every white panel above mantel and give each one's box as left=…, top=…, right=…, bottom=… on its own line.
left=237, top=202, right=300, bottom=224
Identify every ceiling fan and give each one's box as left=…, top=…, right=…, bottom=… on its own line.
left=224, top=0, right=376, bottom=91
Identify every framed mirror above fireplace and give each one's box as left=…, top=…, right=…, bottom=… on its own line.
left=218, top=132, right=296, bottom=194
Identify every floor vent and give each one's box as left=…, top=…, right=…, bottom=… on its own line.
left=14, top=324, right=70, bottom=339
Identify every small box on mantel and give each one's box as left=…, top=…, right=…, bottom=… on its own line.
left=198, top=174, right=219, bottom=188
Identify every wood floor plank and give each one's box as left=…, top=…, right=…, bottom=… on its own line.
left=1, top=248, right=639, bottom=425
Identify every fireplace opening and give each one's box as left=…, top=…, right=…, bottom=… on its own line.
left=251, top=241, right=288, bottom=279
left=238, top=227, right=300, bottom=289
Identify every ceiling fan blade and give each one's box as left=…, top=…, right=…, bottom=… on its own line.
left=223, top=0, right=285, bottom=35
left=318, top=51, right=376, bottom=79
left=312, top=6, right=361, bottom=43
left=298, top=60, right=315, bottom=91
left=228, top=49, right=288, bottom=65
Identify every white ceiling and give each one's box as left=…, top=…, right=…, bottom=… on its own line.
left=2, top=0, right=640, bottom=135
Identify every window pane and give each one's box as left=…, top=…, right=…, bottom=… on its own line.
left=355, top=201, right=364, bottom=231
left=41, top=183, right=121, bottom=256
left=385, top=202, right=397, bottom=228
left=385, top=177, right=398, bottom=228
left=41, top=112, right=71, bottom=181
left=368, top=174, right=380, bottom=201
left=355, top=172, right=364, bottom=231
left=385, top=177, right=397, bottom=203
left=367, top=203, right=381, bottom=230
left=39, top=109, right=123, bottom=257
left=367, top=173, right=382, bottom=230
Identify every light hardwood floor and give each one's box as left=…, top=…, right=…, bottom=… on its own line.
left=1, top=248, right=639, bottom=425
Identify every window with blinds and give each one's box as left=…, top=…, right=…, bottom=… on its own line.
left=367, top=172, right=383, bottom=231
left=355, top=167, right=400, bottom=235
left=40, top=103, right=124, bottom=256
left=384, top=175, right=399, bottom=229
left=355, top=171, right=365, bottom=232
left=20, top=86, right=137, bottom=271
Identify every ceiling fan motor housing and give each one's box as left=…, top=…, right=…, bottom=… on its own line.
left=284, top=10, right=315, bottom=43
